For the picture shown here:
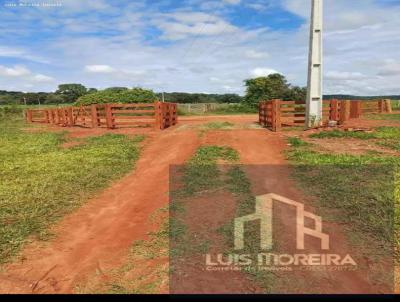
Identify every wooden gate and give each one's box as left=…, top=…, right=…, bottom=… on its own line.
left=259, top=99, right=392, bottom=132
left=26, top=102, right=178, bottom=130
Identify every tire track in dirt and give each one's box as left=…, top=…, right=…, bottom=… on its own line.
left=0, top=128, right=201, bottom=293
left=202, top=129, right=391, bottom=294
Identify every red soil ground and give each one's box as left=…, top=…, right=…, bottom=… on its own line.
left=0, top=115, right=397, bottom=293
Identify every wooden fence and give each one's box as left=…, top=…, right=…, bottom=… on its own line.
left=26, top=102, right=178, bottom=130
left=259, top=99, right=392, bottom=132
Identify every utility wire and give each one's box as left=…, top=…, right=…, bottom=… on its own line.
left=180, top=14, right=215, bottom=62
left=187, top=9, right=260, bottom=65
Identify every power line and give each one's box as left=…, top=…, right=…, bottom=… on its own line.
left=180, top=14, right=215, bottom=62
left=186, top=10, right=260, bottom=65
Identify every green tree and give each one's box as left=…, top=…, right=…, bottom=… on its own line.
left=218, top=94, right=242, bottom=103
left=284, top=86, right=307, bottom=102
left=44, top=93, right=65, bottom=104
left=56, top=84, right=87, bottom=103
left=24, top=92, right=48, bottom=105
left=87, top=88, right=98, bottom=94
left=243, top=74, right=291, bottom=107
left=75, top=87, right=157, bottom=106
left=104, top=87, right=128, bottom=93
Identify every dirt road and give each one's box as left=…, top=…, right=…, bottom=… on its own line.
left=0, top=126, right=200, bottom=293
left=0, top=115, right=395, bottom=293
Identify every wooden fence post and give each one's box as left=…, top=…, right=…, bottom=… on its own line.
left=62, top=109, right=68, bottom=126
left=154, top=102, right=161, bottom=130
left=45, top=110, right=50, bottom=123
left=48, top=110, right=54, bottom=124
left=339, top=100, right=351, bottom=124
left=270, top=102, right=274, bottom=130
left=67, top=107, right=74, bottom=126
left=271, top=99, right=281, bottom=132
left=329, top=99, right=338, bottom=121
left=57, top=109, right=62, bottom=125
left=26, top=110, right=33, bottom=123
left=385, top=99, right=392, bottom=113
left=105, top=104, right=114, bottom=129
left=349, top=101, right=361, bottom=119
left=168, top=103, right=174, bottom=127
left=160, top=102, right=166, bottom=130
left=61, top=109, right=66, bottom=125
left=378, top=100, right=384, bottom=113
left=174, top=103, right=178, bottom=125
left=356, top=101, right=362, bottom=118
left=54, top=109, right=59, bottom=124
left=91, top=104, right=99, bottom=128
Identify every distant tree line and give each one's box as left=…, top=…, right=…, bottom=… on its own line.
left=0, top=84, right=98, bottom=105
left=0, top=85, right=244, bottom=106
left=324, top=95, right=400, bottom=100
left=76, top=87, right=158, bottom=106
left=158, top=92, right=242, bottom=104
left=1, top=76, right=396, bottom=107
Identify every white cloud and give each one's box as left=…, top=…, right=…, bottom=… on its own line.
left=222, top=0, right=241, bottom=5
left=33, top=74, right=54, bottom=82
left=325, top=71, right=368, bottom=81
left=1, top=0, right=400, bottom=96
left=84, top=65, right=115, bottom=73
left=154, top=12, right=238, bottom=40
left=0, top=65, right=54, bottom=90
left=378, top=60, right=400, bottom=76
left=251, top=68, right=280, bottom=77
left=245, top=1, right=274, bottom=11
left=245, top=50, right=269, bottom=59
left=0, top=65, right=31, bottom=77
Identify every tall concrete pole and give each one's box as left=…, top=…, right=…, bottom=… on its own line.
left=306, top=0, right=323, bottom=127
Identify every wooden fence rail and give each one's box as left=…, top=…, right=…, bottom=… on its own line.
left=259, top=99, right=392, bottom=132
left=25, top=102, right=178, bottom=130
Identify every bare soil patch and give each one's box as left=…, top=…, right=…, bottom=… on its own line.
left=304, top=137, right=399, bottom=156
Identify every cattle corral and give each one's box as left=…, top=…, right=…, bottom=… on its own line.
left=259, top=99, right=393, bottom=131
left=25, top=101, right=178, bottom=130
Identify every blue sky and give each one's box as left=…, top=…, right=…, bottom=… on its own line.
left=0, top=0, right=400, bottom=95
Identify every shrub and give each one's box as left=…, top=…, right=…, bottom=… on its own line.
left=75, top=87, right=158, bottom=106
left=0, top=105, right=23, bottom=119
left=211, top=104, right=257, bottom=114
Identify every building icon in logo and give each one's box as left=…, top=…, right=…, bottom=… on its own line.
left=234, top=193, right=329, bottom=250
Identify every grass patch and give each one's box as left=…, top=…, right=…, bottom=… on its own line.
left=309, top=127, right=400, bottom=140
left=170, top=145, right=240, bottom=256
left=177, top=104, right=257, bottom=116
left=221, top=166, right=277, bottom=292
left=198, top=122, right=235, bottom=138
left=287, top=137, right=310, bottom=147
left=0, top=118, right=143, bottom=263
left=171, top=145, right=278, bottom=293
left=309, top=130, right=376, bottom=140
left=202, top=121, right=235, bottom=130
left=181, top=145, right=239, bottom=196
left=367, top=114, right=400, bottom=121
left=309, top=127, right=400, bottom=153
left=377, top=140, right=400, bottom=151
left=282, top=126, right=307, bottom=132
left=210, top=104, right=257, bottom=115
left=286, top=137, right=399, bottom=264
